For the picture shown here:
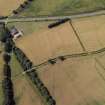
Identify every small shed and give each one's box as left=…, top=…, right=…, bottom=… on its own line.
left=10, top=26, right=23, bottom=40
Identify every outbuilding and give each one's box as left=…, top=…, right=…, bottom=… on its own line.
left=10, top=26, right=23, bottom=40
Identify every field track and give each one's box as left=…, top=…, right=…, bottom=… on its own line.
left=0, top=10, right=105, bottom=23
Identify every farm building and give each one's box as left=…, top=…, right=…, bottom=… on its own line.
left=10, top=26, right=23, bottom=40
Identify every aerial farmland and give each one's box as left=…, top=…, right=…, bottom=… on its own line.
left=16, top=15, right=105, bottom=105
left=1, top=0, right=105, bottom=105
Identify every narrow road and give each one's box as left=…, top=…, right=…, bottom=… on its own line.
left=1, top=10, right=105, bottom=23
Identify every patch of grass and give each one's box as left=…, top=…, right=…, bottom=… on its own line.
left=7, top=21, right=54, bottom=35
left=10, top=54, right=23, bottom=76
left=10, top=54, right=25, bottom=105
left=17, top=0, right=105, bottom=16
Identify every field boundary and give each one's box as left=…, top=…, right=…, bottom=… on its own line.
left=69, top=20, right=86, bottom=51
left=22, top=47, right=105, bottom=74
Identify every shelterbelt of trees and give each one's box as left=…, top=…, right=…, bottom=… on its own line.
left=0, top=24, right=56, bottom=105
left=2, top=38, right=15, bottom=105
left=13, top=46, right=56, bottom=105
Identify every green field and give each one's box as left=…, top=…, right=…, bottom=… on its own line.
left=10, top=54, right=26, bottom=104
left=7, top=21, right=51, bottom=35
left=7, top=0, right=105, bottom=35
left=7, top=20, right=55, bottom=36
left=18, top=0, right=105, bottom=16
left=7, top=0, right=105, bottom=37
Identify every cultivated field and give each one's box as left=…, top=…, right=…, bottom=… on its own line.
left=0, top=0, right=24, bottom=16
left=16, top=22, right=83, bottom=64
left=72, top=15, right=105, bottom=51
left=16, top=15, right=105, bottom=105
left=38, top=55, right=105, bottom=105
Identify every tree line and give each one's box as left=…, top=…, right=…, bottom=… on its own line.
left=0, top=25, right=56, bottom=105
left=13, top=46, right=56, bottom=105
left=2, top=37, right=15, bottom=105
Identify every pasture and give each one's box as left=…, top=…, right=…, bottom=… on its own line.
left=18, top=0, right=105, bottom=16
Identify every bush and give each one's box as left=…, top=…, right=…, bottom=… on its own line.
left=4, top=89, right=14, bottom=99
left=48, top=98, right=56, bottom=105
left=13, top=10, right=18, bottom=14
left=28, top=71, right=38, bottom=80
left=0, top=35, right=7, bottom=43
left=24, top=1, right=29, bottom=5
left=3, top=54, right=11, bottom=64
left=28, top=0, right=34, bottom=1
left=2, top=78, right=15, bottom=105
left=37, top=81, right=44, bottom=90
left=58, top=56, right=66, bottom=61
left=48, top=18, right=70, bottom=29
left=22, top=59, right=30, bottom=70
left=4, top=98, right=15, bottom=105
left=20, top=4, right=25, bottom=8
left=40, top=86, right=50, bottom=96
left=3, top=64, right=11, bottom=78
left=2, top=78, right=13, bottom=90
left=25, top=61, right=33, bottom=70
left=4, top=40, right=13, bottom=53
left=48, top=59, right=56, bottom=65
left=1, top=28, right=11, bottom=42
